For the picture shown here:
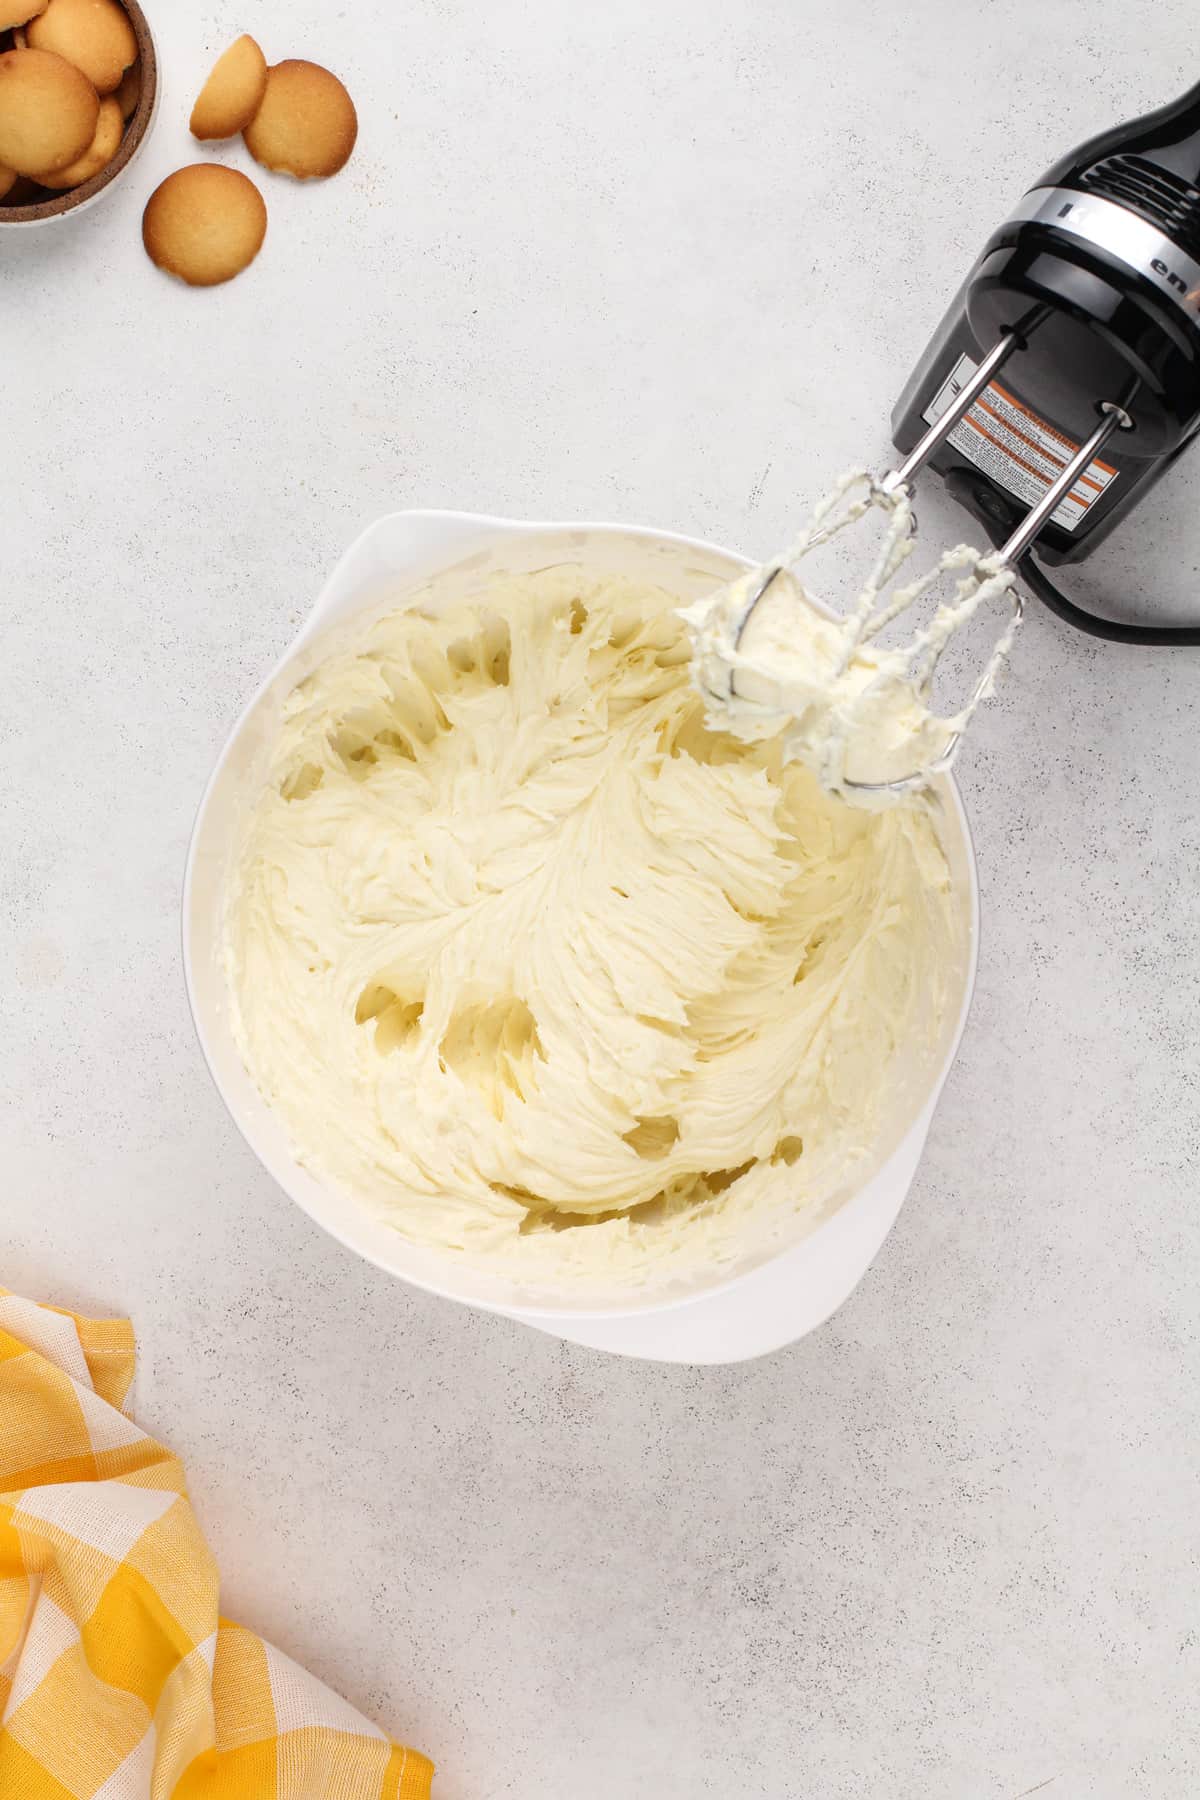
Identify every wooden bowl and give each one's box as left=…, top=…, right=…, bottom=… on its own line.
left=0, top=0, right=157, bottom=228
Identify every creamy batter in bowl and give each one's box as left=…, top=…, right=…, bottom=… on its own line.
left=184, top=513, right=979, bottom=1363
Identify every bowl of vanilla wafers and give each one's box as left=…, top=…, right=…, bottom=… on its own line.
left=0, top=0, right=157, bottom=227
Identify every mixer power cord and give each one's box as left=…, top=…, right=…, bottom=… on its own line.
left=944, top=467, right=1200, bottom=646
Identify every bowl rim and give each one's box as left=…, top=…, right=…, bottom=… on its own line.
left=183, top=510, right=982, bottom=1322
left=0, top=0, right=157, bottom=226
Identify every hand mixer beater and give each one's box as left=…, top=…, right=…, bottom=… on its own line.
left=686, top=78, right=1200, bottom=802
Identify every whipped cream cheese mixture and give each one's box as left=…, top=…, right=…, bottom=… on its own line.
left=224, top=564, right=960, bottom=1286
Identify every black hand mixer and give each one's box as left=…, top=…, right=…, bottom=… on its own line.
left=692, top=78, right=1200, bottom=803
left=892, top=77, right=1200, bottom=645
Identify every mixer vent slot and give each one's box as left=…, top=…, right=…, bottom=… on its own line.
left=1080, top=154, right=1200, bottom=262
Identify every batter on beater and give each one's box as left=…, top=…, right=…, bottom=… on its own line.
left=682, top=469, right=1021, bottom=806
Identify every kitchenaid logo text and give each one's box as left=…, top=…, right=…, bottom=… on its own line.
left=1050, top=200, right=1200, bottom=309
left=1150, top=256, right=1189, bottom=294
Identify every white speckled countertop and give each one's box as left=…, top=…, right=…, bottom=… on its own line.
left=3, top=2, right=1199, bottom=1794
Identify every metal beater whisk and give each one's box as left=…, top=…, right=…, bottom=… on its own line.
left=693, top=333, right=1133, bottom=800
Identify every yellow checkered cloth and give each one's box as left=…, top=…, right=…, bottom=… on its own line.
left=0, top=1289, right=434, bottom=1799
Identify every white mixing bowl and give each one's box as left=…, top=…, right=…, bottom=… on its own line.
left=184, top=511, right=979, bottom=1363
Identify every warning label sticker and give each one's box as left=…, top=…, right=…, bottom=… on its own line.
left=922, top=352, right=1118, bottom=532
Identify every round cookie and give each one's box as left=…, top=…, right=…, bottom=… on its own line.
left=243, top=59, right=357, bottom=179
left=36, top=88, right=119, bottom=185
left=142, top=164, right=267, bottom=287
left=27, top=0, right=135, bottom=95
left=114, top=52, right=137, bottom=119
left=0, top=46, right=98, bottom=174
left=190, top=34, right=267, bottom=141
left=0, top=0, right=47, bottom=31
left=0, top=163, right=15, bottom=199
